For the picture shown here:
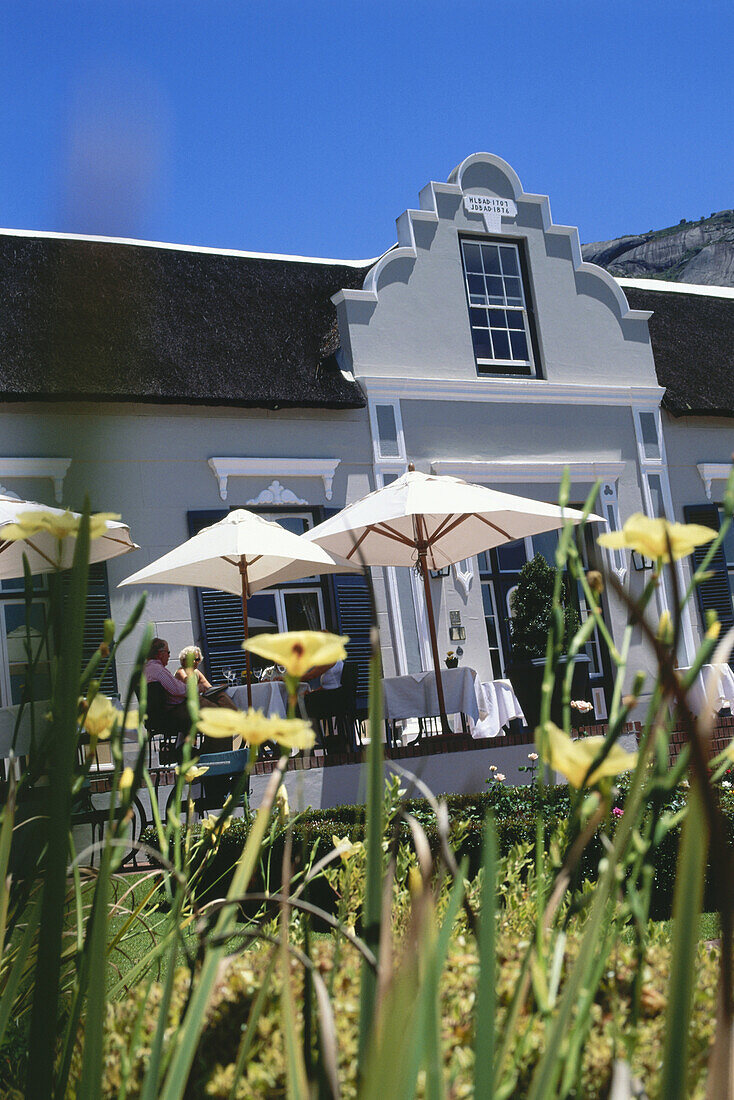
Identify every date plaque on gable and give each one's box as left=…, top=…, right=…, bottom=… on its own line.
left=464, top=194, right=517, bottom=218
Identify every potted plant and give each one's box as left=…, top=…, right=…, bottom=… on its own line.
left=445, top=650, right=459, bottom=668
left=506, top=553, right=590, bottom=729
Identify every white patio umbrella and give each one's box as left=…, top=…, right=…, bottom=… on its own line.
left=118, top=509, right=361, bottom=706
left=0, top=493, right=138, bottom=578
left=305, top=466, right=603, bottom=729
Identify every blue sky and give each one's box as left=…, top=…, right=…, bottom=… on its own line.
left=1, top=1, right=731, bottom=259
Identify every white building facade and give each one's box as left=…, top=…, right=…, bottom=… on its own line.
left=0, top=152, right=731, bottom=717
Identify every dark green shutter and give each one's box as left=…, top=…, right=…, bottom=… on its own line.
left=684, top=503, right=734, bottom=664
left=332, top=573, right=373, bottom=711
left=187, top=510, right=238, bottom=682
left=64, top=562, right=118, bottom=694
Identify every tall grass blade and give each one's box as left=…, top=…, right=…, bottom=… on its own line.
left=660, top=783, right=709, bottom=1099
left=368, top=860, right=466, bottom=1100
left=0, top=771, right=17, bottom=968
left=358, top=627, right=384, bottom=1076
left=140, top=896, right=184, bottom=1100
left=0, top=892, right=41, bottom=1045
left=227, top=950, right=278, bottom=1100
left=159, top=759, right=287, bottom=1100
left=474, top=814, right=497, bottom=1098
left=26, top=509, right=90, bottom=1099
left=76, top=847, right=113, bottom=1099
left=281, top=915, right=309, bottom=1100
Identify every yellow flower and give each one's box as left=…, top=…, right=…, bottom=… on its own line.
left=657, top=610, right=673, bottom=644
left=539, top=722, right=638, bottom=788
left=276, top=785, right=290, bottom=828
left=83, top=694, right=119, bottom=739
left=201, top=814, right=232, bottom=834
left=176, top=764, right=209, bottom=783
left=598, top=513, right=715, bottom=563
left=197, top=707, right=315, bottom=751
left=332, top=834, right=364, bottom=863
left=243, top=631, right=348, bottom=679
left=1, top=510, right=121, bottom=542
left=118, top=766, right=134, bottom=791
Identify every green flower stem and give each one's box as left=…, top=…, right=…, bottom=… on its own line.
left=159, top=756, right=289, bottom=1100
left=26, top=510, right=90, bottom=1100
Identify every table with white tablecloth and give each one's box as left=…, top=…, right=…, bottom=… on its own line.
left=226, top=680, right=309, bottom=717
left=226, top=681, right=289, bottom=716
left=680, top=663, right=734, bottom=717
left=382, top=667, right=525, bottom=740
left=471, top=678, right=526, bottom=739
left=382, top=667, right=480, bottom=726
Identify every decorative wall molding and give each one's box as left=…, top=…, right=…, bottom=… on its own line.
left=207, top=457, right=340, bottom=503
left=245, top=481, right=309, bottom=506
left=0, top=457, right=71, bottom=503
left=364, top=376, right=664, bottom=409
left=431, top=459, right=626, bottom=484
left=452, top=559, right=474, bottom=598
left=697, top=464, right=731, bottom=501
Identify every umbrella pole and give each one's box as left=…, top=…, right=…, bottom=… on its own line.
left=416, top=542, right=451, bottom=735
left=239, top=558, right=253, bottom=709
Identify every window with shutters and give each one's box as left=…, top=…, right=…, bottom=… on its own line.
left=684, top=503, right=734, bottom=665
left=0, top=562, right=116, bottom=706
left=79, top=563, right=118, bottom=695
left=332, top=573, right=372, bottom=712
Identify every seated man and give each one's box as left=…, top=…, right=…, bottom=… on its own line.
left=143, top=638, right=190, bottom=749
left=144, top=638, right=233, bottom=749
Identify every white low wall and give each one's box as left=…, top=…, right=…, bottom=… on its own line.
left=249, top=731, right=640, bottom=812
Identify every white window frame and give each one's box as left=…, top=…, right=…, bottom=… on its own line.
left=599, top=480, right=626, bottom=583
left=274, top=586, right=326, bottom=633
left=479, top=574, right=506, bottom=678
left=368, top=399, right=406, bottom=464
left=460, top=238, right=536, bottom=376
left=631, top=405, right=697, bottom=663
left=373, top=463, right=425, bottom=675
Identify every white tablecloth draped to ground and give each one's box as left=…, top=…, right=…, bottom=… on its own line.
left=381, top=667, right=525, bottom=737
left=680, top=663, right=734, bottom=717
left=471, top=679, right=526, bottom=739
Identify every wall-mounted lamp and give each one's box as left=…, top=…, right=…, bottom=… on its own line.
left=430, top=566, right=450, bottom=578
left=631, top=550, right=654, bottom=572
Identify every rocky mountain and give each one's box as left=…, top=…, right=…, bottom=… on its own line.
left=582, top=210, right=734, bottom=286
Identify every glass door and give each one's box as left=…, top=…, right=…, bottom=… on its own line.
left=0, top=600, right=52, bottom=707
left=246, top=587, right=325, bottom=635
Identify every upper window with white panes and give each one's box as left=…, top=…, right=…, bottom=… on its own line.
left=460, top=238, right=538, bottom=377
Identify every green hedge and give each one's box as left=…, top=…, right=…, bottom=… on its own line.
left=141, top=785, right=734, bottom=922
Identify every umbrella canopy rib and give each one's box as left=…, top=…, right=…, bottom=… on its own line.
left=23, top=538, right=61, bottom=568
left=373, top=523, right=418, bottom=548
left=344, top=527, right=371, bottom=561
left=472, top=513, right=516, bottom=541
left=424, top=512, right=488, bottom=548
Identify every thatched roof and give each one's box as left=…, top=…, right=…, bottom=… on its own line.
left=622, top=283, right=734, bottom=418
left=0, top=233, right=371, bottom=408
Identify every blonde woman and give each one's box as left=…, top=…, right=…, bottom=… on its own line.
left=175, top=646, right=237, bottom=711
